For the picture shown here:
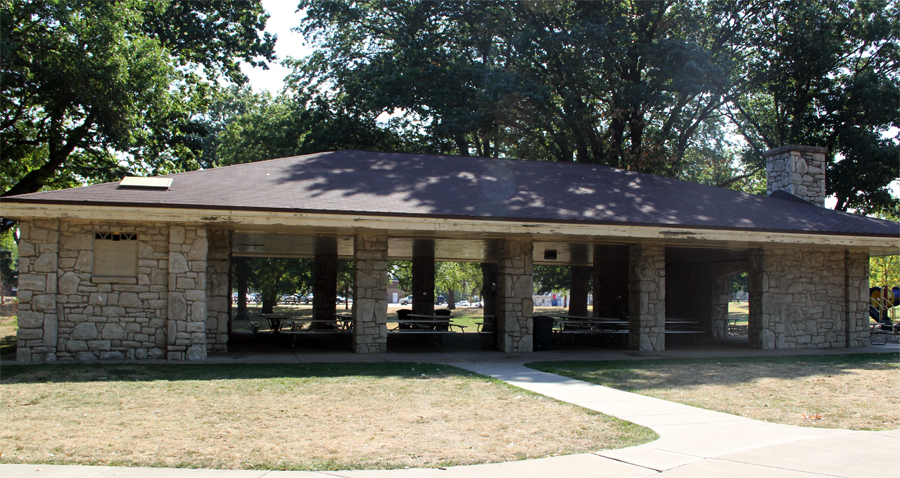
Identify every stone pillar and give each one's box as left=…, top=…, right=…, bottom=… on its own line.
left=352, top=234, right=389, bottom=353
left=628, top=243, right=665, bottom=351
left=845, top=251, right=870, bottom=347
left=497, top=237, right=533, bottom=353
left=748, top=248, right=773, bottom=349
left=205, top=229, right=230, bottom=353
left=568, top=266, right=591, bottom=317
left=16, top=219, right=60, bottom=362
left=412, top=239, right=435, bottom=315
left=749, top=247, right=864, bottom=350
left=764, top=145, right=827, bottom=207
left=592, top=245, right=629, bottom=318
left=167, top=225, right=208, bottom=360
left=711, top=276, right=731, bottom=338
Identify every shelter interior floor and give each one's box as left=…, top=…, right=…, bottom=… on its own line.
left=224, top=330, right=753, bottom=356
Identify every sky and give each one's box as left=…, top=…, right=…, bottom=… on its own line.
left=240, top=0, right=311, bottom=94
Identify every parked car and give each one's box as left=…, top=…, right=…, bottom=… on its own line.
left=458, top=300, right=470, bottom=307
left=301, top=294, right=314, bottom=304
left=400, top=295, right=412, bottom=305
left=436, top=295, right=445, bottom=305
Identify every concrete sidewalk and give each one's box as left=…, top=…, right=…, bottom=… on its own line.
left=3, top=344, right=898, bottom=477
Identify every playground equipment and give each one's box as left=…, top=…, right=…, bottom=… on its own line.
left=869, top=286, right=899, bottom=345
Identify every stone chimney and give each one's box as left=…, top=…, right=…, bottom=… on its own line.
left=763, top=145, right=828, bottom=207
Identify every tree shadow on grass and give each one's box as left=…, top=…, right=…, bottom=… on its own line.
left=527, top=353, right=900, bottom=391
left=0, top=362, right=471, bottom=385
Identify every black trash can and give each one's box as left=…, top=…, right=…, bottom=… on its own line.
left=533, top=315, right=554, bottom=351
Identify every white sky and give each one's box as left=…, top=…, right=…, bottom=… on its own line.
left=240, top=0, right=311, bottom=94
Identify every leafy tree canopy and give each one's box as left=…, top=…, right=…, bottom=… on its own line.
left=726, top=0, right=900, bottom=213
left=293, top=0, right=898, bottom=212
left=197, top=86, right=420, bottom=168
left=0, top=0, right=275, bottom=220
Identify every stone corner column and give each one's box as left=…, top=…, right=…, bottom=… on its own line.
left=628, top=242, right=665, bottom=351
left=15, top=219, right=60, bottom=362
left=352, top=234, right=389, bottom=354
left=497, top=237, right=534, bottom=353
left=168, top=224, right=208, bottom=361
left=747, top=248, right=775, bottom=349
left=845, top=250, right=870, bottom=348
left=205, top=229, right=231, bottom=353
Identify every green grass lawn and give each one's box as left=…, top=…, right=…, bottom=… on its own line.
left=529, top=353, right=900, bottom=431
left=1, top=362, right=655, bottom=470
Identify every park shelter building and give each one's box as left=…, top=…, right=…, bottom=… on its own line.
left=4, top=146, right=898, bottom=362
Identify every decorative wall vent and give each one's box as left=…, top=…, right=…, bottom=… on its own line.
left=95, top=232, right=137, bottom=241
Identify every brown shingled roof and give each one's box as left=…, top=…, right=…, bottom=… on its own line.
left=4, top=150, right=898, bottom=237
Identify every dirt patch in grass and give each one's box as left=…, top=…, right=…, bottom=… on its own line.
left=0, top=362, right=654, bottom=470
left=530, top=353, right=899, bottom=431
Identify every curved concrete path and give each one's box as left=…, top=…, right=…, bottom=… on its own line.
left=3, top=345, right=898, bottom=477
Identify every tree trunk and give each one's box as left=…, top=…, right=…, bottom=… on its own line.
left=262, top=293, right=277, bottom=314
left=447, top=289, right=456, bottom=309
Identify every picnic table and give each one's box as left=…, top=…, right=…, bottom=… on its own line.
left=261, top=313, right=353, bottom=335
left=664, top=319, right=706, bottom=342
left=391, top=314, right=468, bottom=333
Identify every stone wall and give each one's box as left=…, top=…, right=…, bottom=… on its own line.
left=16, top=219, right=60, bottom=362
left=206, top=229, right=230, bottom=353
left=167, top=225, right=208, bottom=360
left=764, top=145, right=827, bottom=207
left=748, top=248, right=869, bottom=349
left=352, top=234, right=389, bottom=353
left=18, top=219, right=172, bottom=361
left=497, top=238, right=533, bottom=353
left=844, top=251, right=870, bottom=348
left=628, top=243, right=665, bottom=351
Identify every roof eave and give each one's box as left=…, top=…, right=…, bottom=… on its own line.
left=4, top=201, right=898, bottom=254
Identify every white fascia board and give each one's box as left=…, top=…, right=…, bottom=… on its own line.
left=4, top=202, right=898, bottom=252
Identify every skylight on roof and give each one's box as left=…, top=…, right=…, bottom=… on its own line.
left=118, top=176, right=173, bottom=190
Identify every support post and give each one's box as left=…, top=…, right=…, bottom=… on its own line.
left=628, top=242, right=665, bottom=351
left=497, top=237, right=534, bottom=352
left=352, top=234, right=389, bottom=353
left=568, top=266, right=591, bottom=317
left=412, top=239, right=435, bottom=315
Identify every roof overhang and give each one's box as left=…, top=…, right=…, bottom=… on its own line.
left=5, top=201, right=898, bottom=256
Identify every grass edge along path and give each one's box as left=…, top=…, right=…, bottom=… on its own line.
left=528, top=352, right=900, bottom=431
left=0, top=362, right=656, bottom=471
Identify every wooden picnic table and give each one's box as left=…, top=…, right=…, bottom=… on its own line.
left=391, top=314, right=468, bottom=333
left=262, top=313, right=353, bottom=334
